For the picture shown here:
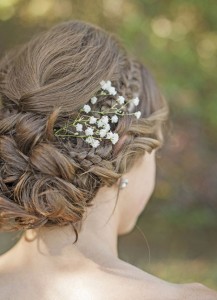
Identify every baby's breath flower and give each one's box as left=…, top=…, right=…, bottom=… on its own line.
left=101, top=115, right=109, bottom=124
left=117, top=96, right=125, bottom=105
left=97, top=116, right=109, bottom=127
left=99, top=129, right=107, bottom=138
left=83, top=104, right=91, bottom=113
left=100, top=80, right=111, bottom=91
left=103, top=123, right=110, bottom=132
left=132, top=97, right=140, bottom=106
left=134, top=111, right=141, bottom=119
left=89, top=116, right=97, bottom=124
left=100, top=80, right=117, bottom=95
left=76, top=123, right=83, bottom=132
left=97, top=119, right=104, bottom=128
left=111, top=133, right=119, bottom=144
left=86, top=136, right=93, bottom=143
left=90, top=96, right=97, bottom=104
left=85, top=127, right=94, bottom=136
left=100, top=80, right=106, bottom=86
left=86, top=136, right=100, bottom=148
left=111, top=115, right=118, bottom=123
left=108, top=86, right=117, bottom=96
left=55, top=79, right=141, bottom=149
left=91, top=139, right=100, bottom=148
left=106, top=131, right=114, bottom=140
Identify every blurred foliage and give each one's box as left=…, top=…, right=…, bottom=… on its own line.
left=0, top=0, right=216, bottom=289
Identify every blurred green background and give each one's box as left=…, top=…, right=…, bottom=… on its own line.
left=0, top=0, right=216, bottom=289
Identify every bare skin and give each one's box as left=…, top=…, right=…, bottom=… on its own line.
left=0, top=151, right=217, bottom=299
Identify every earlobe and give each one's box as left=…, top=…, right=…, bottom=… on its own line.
left=119, top=178, right=129, bottom=189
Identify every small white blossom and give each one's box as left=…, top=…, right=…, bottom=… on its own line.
left=99, top=129, right=107, bottom=138
left=103, top=123, right=110, bottom=132
left=100, top=80, right=106, bottom=86
left=85, top=127, right=94, bottom=136
left=97, top=116, right=109, bottom=128
left=90, top=96, right=97, bottom=104
left=117, top=96, right=125, bottom=105
left=101, top=115, right=109, bottom=124
left=111, top=115, right=118, bottom=123
left=134, top=111, right=141, bottom=119
left=108, top=86, right=117, bottom=96
left=97, top=119, right=104, bottom=128
left=106, top=131, right=114, bottom=139
left=111, top=133, right=119, bottom=144
left=76, top=123, right=83, bottom=132
left=83, top=104, right=91, bottom=113
left=100, top=80, right=111, bottom=91
left=91, top=139, right=100, bottom=148
left=100, top=80, right=117, bottom=95
left=132, top=97, right=140, bottom=106
left=89, top=116, right=97, bottom=124
left=85, top=136, right=94, bottom=144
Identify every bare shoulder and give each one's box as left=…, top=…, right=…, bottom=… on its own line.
left=111, top=274, right=217, bottom=300
left=177, top=282, right=217, bottom=300
left=0, top=258, right=176, bottom=300
left=0, top=253, right=217, bottom=300
left=96, top=259, right=217, bottom=300
left=86, top=259, right=179, bottom=300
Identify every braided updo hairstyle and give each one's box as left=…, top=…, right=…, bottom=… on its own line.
left=0, top=20, right=168, bottom=241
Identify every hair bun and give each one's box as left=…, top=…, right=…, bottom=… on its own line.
left=0, top=20, right=168, bottom=240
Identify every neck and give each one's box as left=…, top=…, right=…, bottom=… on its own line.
left=13, top=185, right=121, bottom=270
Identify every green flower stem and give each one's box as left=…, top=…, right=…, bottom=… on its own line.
left=55, top=134, right=87, bottom=138
left=91, top=110, right=109, bottom=115
left=54, top=133, right=104, bottom=141
left=53, top=98, right=137, bottom=136
left=90, top=110, right=120, bottom=115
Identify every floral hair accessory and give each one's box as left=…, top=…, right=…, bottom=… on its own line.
left=53, top=80, right=141, bottom=148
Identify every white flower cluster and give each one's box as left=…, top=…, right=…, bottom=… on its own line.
left=77, top=113, right=119, bottom=147
left=54, top=80, right=142, bottom=148
left=117, top=96, right=125, bottom=105
left=83, top=104, right=91, bottom=113
left=100, top=80, right=117, bottom=96
left=85, top=136, right=100, bottom=148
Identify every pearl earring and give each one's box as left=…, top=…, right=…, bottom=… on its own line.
left=119, top=178, right=129, bottom=189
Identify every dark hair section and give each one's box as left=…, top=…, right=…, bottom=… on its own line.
left=0, top=20, right=168, bottom=240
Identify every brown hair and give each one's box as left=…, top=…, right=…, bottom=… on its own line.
left=0, top=20, right=168, bottom=240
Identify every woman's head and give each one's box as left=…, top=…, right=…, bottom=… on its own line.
left=0, top=20, right=168, bottom=239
